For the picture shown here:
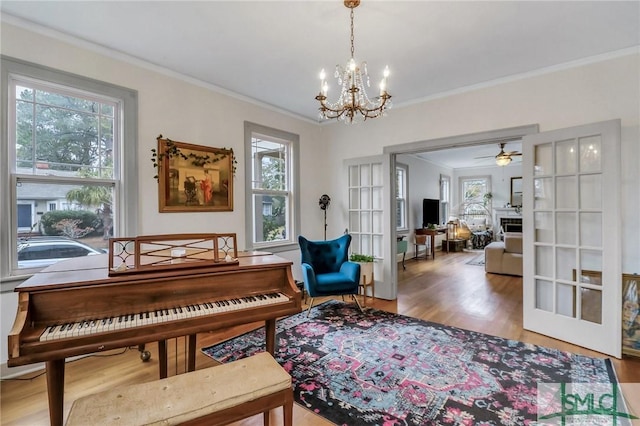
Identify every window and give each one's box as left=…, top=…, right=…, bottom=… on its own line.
left=459, top=176, right=492, bottom=216
left=1, top=57, right=138, bottom=278
left=395, top=164, right=408, bottom=230
left=440, top=174, right=451, bottom=223
left=244, top=122, right=299, bottom=251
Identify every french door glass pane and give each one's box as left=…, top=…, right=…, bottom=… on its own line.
left=556, top=212, right=576, bottom=245
left=556, top=176, right=577, bottom=209
left=349, top=166, right=359, bottom=186
left=360, top=212, right=371, bottom=233
left=349, top=211, right=359, bottom=232
left=361, top=234, right=371, bottom=255
left=534, top=177, right=553, bottom=209
left=579, top=212, right=602, bottom=247
left=372, top=164, right=383, bottom=185
left=579, top=174, right=601, bottom=209
left=535, top=245, right=553, bottom=277
left=534, top=211, right=553, bottom=243
left=360, top=165, right=370, bottom=186
left=534, top=143, right=553, bottom=175
left=372, top=187, right=383, bottom=209
left=372, top=211, right=383, bottom=234
left=581, top=288, right=602, bottom=324
left=351, top=235, right=361, bottom=254
left=579, top=249, right=602, bottom=279
left=556, top=247, right=576, bottom=281
left=535, top=279, right=553, bottom=311
left=349, top=189, right=359, bottom=209
left=555, top=139, right=577, bottom=175
left=360, top=188, right=370, bottom=210
left=579, top=135, right=601, bottom=172
left=373, top=235, right=383, bottom=258
left=557, top=283, right=576, bottom=318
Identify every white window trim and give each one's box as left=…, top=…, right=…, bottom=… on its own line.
left=244, top=121, right=300, bottom=252
left=396, top=163, right=408, bottom=232
left=1, top=56, right=138, bottom=282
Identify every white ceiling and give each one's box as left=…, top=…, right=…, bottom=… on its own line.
left=414, top=140, right=523, bottom=169
left=2, top=1, right=638, bottom=167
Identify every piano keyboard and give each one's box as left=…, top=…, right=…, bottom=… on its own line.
left=40, top=292, right=289, bottom=342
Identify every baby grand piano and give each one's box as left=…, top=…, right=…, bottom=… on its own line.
left=7, top=234, right=302, bottom=426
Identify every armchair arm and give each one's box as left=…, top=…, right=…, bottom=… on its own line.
left=339, top=261, right=361, bottom=283
left=301, top=263, right=318, bottom=296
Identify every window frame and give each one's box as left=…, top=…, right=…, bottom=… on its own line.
left=440, top=174, right=451, bottom=224
left=1, top=56, right=138, bottom=281
left=244, top=121, right=300, bottom=252
left=395, top=163, right=408, bottom=232
left=458, top=175, right=492, bottom=216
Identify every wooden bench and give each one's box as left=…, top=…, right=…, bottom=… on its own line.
left=66, top=352, right=293, bottom=426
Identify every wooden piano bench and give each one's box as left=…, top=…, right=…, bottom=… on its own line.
left=65, top=352, right=293, bottom=426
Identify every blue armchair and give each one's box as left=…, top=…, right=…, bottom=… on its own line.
left=298, top=234, right=363, bottom=316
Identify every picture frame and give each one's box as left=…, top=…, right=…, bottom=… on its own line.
left=622, top=273, right=640, bottom=357
left=157, top=138, right=234, bottom=212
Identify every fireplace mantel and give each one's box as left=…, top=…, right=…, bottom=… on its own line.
left=493, top=208, right=522, bottom=239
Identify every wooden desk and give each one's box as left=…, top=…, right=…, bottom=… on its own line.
left=415, top=228, right=445, bottom=259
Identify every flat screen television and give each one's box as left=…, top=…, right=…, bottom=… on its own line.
left=422, top=198, right=440, bottom=227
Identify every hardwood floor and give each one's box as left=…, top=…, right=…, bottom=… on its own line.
left=2, top=249, right=639, bottom=425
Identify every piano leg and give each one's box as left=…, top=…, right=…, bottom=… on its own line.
left=266, top=318, right=276, bottom=355
left=187, top=334, right=197, bottom=372
left=158, top=339, right=167, bottom=379
left=46, top=359, right=65, bottom=426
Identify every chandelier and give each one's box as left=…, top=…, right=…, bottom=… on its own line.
left=315, top=0, right=391, bottom=123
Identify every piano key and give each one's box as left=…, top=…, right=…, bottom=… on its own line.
left=39, top=292, right=290, bottom=341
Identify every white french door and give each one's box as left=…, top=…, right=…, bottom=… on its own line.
left=522, top=120, right=621, bottom=357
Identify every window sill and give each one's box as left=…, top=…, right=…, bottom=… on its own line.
left=251, top=242, right=299, bottom=254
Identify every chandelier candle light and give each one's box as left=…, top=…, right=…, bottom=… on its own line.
left=315, top=0, right=391, bottom=123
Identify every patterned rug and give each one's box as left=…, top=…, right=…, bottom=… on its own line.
left=466, top=254, right=485, bottom=266
left=202, top=300, right=616, bottom=425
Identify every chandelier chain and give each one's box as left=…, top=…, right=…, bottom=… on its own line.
left=350, top=7, right=355, bottom=60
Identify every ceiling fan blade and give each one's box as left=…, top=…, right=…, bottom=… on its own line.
left=505, top=151, right=522, bottom=156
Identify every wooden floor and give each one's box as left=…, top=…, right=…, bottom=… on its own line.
left=2, top=249, right=639, bottom=425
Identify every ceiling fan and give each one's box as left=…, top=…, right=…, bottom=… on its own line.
left=476, top=142, right=522, bottom=166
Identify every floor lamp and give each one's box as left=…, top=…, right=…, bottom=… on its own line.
left=319, top=194, right=331, bottom=240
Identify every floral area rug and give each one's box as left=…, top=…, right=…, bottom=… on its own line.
left=201, top=300, right=616, bottom=425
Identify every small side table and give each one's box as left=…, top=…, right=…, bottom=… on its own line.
left=359, top=271, right=375, bottom=307
left=444, top=239, right=466, bottom=252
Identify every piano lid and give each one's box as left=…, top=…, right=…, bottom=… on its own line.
left=15, top=251, right=289, bottom=293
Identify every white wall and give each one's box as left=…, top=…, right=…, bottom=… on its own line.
left=324, top=53, right=640, bottom=298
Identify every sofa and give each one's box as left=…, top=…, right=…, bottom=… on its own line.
left=484, top=232, right=523, bottom=276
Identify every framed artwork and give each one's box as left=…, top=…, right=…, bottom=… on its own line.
left=157, top=138, right=234, bottom=212
left=622, top=273, right=640, bottom=357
